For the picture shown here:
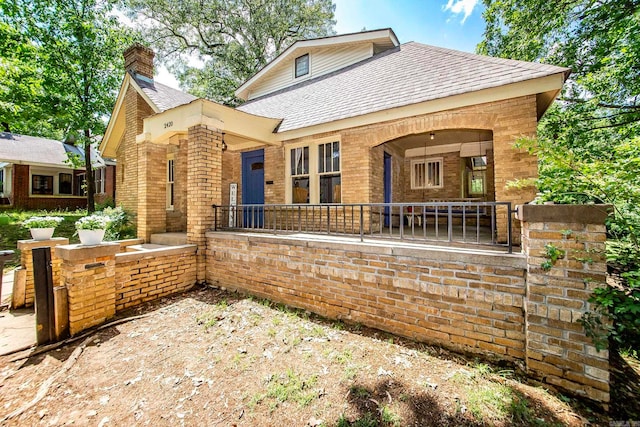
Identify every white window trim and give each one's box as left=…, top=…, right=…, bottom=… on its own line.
left=94, top=167, right=106, bottom=194
left=410, top=157, right=443, bottom=190
left=285, top=137, right=341, bottom=204
left=294, top=53, right=310, bottom=79
left=166, top=156, right=175, bottom=210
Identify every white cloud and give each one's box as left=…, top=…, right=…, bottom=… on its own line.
left=443, top=0, right=479, bottom=24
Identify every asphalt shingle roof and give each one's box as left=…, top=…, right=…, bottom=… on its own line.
left=236, top=42, right=569, bottom=133
left=135, top=77, right=198, bottom=112
left=0, top=132, right=95, bottom=166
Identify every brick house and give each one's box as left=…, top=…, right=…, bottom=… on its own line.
left=100, top=29, right=569, bottom=247
left=0, top=132, right=115, bottom=210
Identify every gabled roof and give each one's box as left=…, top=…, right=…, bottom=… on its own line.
left=135, top=75, right=198, bottom=112
left=237, top=42, right=570, bottom=134
left=100, top=73, right=197, bottom=158
left=0, top=132, right=104, bottom=168
left=235, top=28, right=399, bottom=100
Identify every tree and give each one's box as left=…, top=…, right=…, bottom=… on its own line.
left=0, top=0, right=136, bottom=212
left=480, top=0, right=640, bottom=350
left=121, top=0, right=336, bottom=105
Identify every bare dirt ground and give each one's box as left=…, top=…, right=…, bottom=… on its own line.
left=0, top=287, right=622, bottom=426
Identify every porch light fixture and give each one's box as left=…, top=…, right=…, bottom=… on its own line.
left=430, top=132, right=435, bottom=140
left=221, top=132, right=227, bottom=151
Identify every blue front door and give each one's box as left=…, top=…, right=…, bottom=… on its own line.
left=384, top=152, right=392, bottom=227
left=242, top=149, right=265, bottom=227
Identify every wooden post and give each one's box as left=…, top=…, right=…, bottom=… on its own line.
left=33, top=247, right=55, bottom=345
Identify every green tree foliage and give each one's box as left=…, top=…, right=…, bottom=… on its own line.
left=121, top=0, right=336, bottom=105
left=481, top=0, right=640, bottom=350
left=0, top=0, right=136, bottom=211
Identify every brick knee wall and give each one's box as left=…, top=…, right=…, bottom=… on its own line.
left=115, top=246, right=197, bottom=311
left=206, top=233, right=527, bottom=360
left=16, top=238, right=69, bottom=308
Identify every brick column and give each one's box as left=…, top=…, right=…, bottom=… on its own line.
left=137, top=141, right=167, bottom=241
left=187, top=125, right=223, bottom=282
left=56, top=243, right=119, bottom=336
left=519, top=204, right=610, bottom=404
left=15, top=237, right=69, bottom=308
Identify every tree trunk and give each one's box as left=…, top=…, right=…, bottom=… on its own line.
left=84, top=129, right=95, bottom=213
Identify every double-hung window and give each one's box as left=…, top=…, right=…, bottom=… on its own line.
left=167, top=158, right=175, bottom=209
left=290, top=146, right=309, bottom=203
left=411, top=158, right=443, bottom=189
left=59, top=173, right=73, bottom=195
left=94, top=168, right=105, bottom=194
left=288, top=141, right=341, bottom=204
left=318, top=141, right=341, bottom=203
left=32, top=174, right=54, bottom=195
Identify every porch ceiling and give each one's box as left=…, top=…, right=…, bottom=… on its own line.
left=389, top=129, right=493, bottom=150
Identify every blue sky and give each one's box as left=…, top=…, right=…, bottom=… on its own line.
left=155, top=0, right=485, bottom=87
left=334, top=0, right=485, bottom=52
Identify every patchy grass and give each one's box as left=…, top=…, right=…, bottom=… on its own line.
left=0, top=287, right=611, bottom=426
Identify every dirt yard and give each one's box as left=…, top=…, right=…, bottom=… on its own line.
left=0, top=287, right=617, bottom=426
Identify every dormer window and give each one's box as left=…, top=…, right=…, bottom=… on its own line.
left=295, top=54, right=309, bottom=78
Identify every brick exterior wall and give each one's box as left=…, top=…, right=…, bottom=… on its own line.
left=115, top=246, right=196, bottom=311
left=166, top=140, right=188, bottom=232
left=15, top=238, right=69, bottom=308
left=118, top=86, right=155, bottom=213
left=137, top=141, right=167, bottom=241
left=10, top=164, right=87, bottom=210
left=519, top=204, right=610, bottom=403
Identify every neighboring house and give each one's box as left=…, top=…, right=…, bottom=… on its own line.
left=100, top=29, right=569, bottom=243
left=0, top=132, right=115, bottom=210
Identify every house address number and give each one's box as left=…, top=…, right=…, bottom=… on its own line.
left=164, top=121, right=174, bottom=129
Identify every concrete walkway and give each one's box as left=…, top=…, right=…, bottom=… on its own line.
left=0, top=269, right=36, bottom=356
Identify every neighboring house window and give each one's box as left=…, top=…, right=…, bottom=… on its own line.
left=411, top=158, right=443, bottom=189
left=32, top=174, right=54, bottom=195
left=0, top=169, right=3, bottom=193
left=75, top=172, right=86, bottom=196
left=59, top=173, right=73, bottom=195
left=94, top=168, right=105, bottom=194
left=290, top=146, right=309, bottom=203
left=167, top=158, right=175, bottom=209
left=318, top=141, right=341, bottom=203
left=295, top=54, right=309, bottom=78
left=287, top=140, right=341, bottom=204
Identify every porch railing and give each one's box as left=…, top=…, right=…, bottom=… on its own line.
left=212, top=201, right=514, bottom=253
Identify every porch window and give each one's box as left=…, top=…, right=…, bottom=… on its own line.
left=318, top=141, right=341, bottom=203
left=295, top=54, right=309, bottom=78
left=59, top=173, right=73, bottom=195
left=167, top=158, right=175, bottom=209
left=0, top=169, right=3, bottom=193
left=411, top=158, right=443, bottom=189
left=290, top=146, right=309, bottom=203
left=32, top=174, right=53, bottom=195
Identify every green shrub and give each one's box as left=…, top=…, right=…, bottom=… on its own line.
left=98, top=206, right=136, bottom=241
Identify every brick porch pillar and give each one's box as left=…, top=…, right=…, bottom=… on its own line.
left=519, top=204, right=611, bottom=404
left=187, top=124, right=223, bottom=282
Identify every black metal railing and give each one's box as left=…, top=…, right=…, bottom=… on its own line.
left=212, top=201, right=513, bottom=252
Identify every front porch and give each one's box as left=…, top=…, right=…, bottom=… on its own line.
left=212, top=200, right=515, bottom=253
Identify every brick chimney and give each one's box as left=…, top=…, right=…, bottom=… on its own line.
left=123, top=43, right=155, bottom=80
